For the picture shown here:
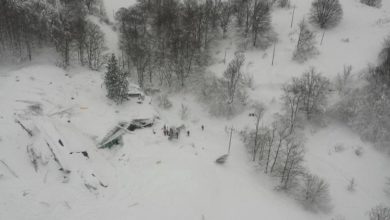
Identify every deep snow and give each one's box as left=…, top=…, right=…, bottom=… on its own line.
left=1, top=0, right=390, bottom=219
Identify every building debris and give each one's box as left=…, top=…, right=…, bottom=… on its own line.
left=0, top=159, right=19, bottom=178
left=99, top=118, right=156, bottom=149
left=15, top=119, right=33, bottom=137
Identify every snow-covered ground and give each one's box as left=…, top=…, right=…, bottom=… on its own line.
left=1, top=0, right=390, bottom=219
left=103, top=0, right=136, bottom=22
left=0, top=61, right=317, bottom=220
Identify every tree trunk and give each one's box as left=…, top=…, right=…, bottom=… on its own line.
left=270, top=139, right=282, bottom=173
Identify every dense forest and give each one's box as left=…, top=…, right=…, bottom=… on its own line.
left=0, top=0, right=106, bottom=69
left=114, top=0, right=273, bottom=89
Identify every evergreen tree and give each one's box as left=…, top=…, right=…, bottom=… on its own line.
left=104, top=54, right=129, bottom=104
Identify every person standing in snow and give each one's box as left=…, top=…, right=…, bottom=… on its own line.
left=187, top=130, right=190, bottom=136
left=169, top=128, right=174, bottom=138
left=201, top=125, right=204, bottom=131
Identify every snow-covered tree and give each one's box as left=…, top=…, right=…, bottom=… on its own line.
left=299, top=68, right=330, bottom=120
left=335, top=65, right=353, bottom=94
left=84, top=21, right=105, bottom=70
left=277, top=0, right=290, bottom=8
left=263, top=123, right=277, bottom=174
left=299, top=173, right=331, bottom=212
left=104, top=54, right=128, bottom=104
left=116, top=5, right=151, bottom=89
left=180, top=104, right=190, bottom=120
left=282, top=78, right=304, bottom=134
left=224, top=52, right=245, bottom=106
left=360, top=0, right=381, bottom=8
left=278, top=136, right=305, bottom=190
left=251, top=0, right=271, bottom=47
left=247, top=102, right=266, bottom=161
left=0, top=0, right=105, bottom=65
left=369, top=205, right=390, bottom=220
left=219, top=1, right=233, bottom=38
left=269, top=115, right=292, bottom=174
left=293, top=19, right=318, bottom=63
left=284, top=68, right=330, bottom=121
left=334, top=38, right=390, bottom=150
left=309, top=0, right=343, bottom=29
left=0, top=0, right=54, bottom=61
left=156, top=94, right=173, bottom=109
left=201, top=73, right=248, bottom=118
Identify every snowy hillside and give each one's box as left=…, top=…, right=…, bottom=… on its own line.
left=1, top=0, right=390, bottom=219
left=0, top=59, right=317, bottom=220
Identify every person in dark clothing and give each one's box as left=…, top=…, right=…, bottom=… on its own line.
left=169, top=128, right=174, bottom=137
left=187, top=130, right=190, bottom=136
left=163, top=125, right=166, bottom=136
left=201, top=125, right=204, bottom=131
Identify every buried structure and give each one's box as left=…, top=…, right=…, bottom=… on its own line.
left=99, top=118, right=155, bottom=149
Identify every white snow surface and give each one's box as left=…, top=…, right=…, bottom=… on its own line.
left=1, top=0, right=390, bottom=219
left=103, top=0, right=137, bottom=22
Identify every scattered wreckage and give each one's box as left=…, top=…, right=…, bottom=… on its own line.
left=14, top=117, right=108, bottom=193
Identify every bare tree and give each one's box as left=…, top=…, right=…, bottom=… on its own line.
left=299, top=68, right=330, bottom=120
left=232, top=0, right=248, bottom=27
left=0, top=0, right=107, bottom=66
left=52, top=17, right=72, bottom=68
left=180, top=104, right=190, bottom=120
left=299, top=173, right=331, bottom=212
left=245, top=0, right=254, bottom=37
left=309, top=0, right=343, bottom=29
left=219, top=2, right=233, bottom=38
left=279, top=137, right=305, bottom=190
left=282, top=68, right=330, bottom=131
left=223, top=52, right=246, bottom=114
left=84, top=21, right=105, bottom=70
left=369, top=205, right=390, bottom=220
left=270, top=116, right=291, bottom=173
left=264, top=122, right=276, bottom=173
left=156, top=93, right=173, bottom=109
left=277, top=0, right=290, bottom=8
left=333, top=38, right=390, bottom=150
left=251, top=0, right=271, bottom=47
left=335, top=65, right=353, bottom=94
left=249, top=103, right=266, bottom=161
left=116, top=5, right=151, bottom=89
left=282, top=77, right=304, bottom=134
left=293, top=19, right=318, bottom=63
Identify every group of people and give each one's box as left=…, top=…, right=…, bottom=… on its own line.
left=162, top=125, right=180, bottom=140
left=160, top=124, right=205, bottom=140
